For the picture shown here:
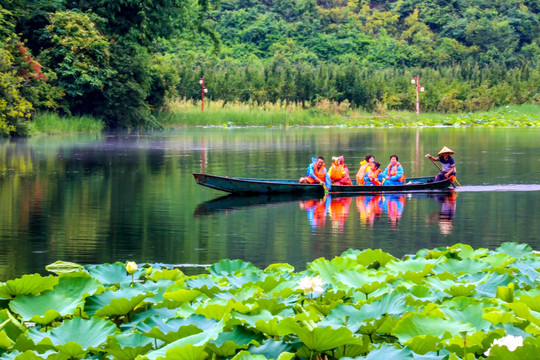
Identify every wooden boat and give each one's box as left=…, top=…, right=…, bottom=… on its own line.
left=192, top=173, right=453, bottom=195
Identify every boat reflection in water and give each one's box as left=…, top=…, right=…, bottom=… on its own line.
left=426, top=192, right=457, bottom=235
left=194, top=192, right=456, bottom=234
left=355, top=195, right=406, bottom=228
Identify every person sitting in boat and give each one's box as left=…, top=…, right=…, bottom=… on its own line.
left=363, top=161, right=384, bottom=186
left=382, top=154, right=406, bottom=185
left=356, top=154, right=374, bottom=185
left=425, top=146, right=456, bottom=182
left=299, top=156, right=328, bottom=185
left=328, top=156, right=352, bottom=185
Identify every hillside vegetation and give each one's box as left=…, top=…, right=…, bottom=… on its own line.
left=1, top=0, right=539, bottom=135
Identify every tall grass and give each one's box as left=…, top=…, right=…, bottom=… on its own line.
left=158, top=100, right=540, bottom=127
left=30, top=112, right=105, bottom=135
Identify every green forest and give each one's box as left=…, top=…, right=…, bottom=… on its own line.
left=1, top=0, right=539, bottom=135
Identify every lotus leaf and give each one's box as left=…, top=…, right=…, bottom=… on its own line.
left=308, top=257, right=363, bottom=285
left=289, top=323, right=361, bottom=352
left=441, top=303, right=492, bottom=331
left=443, top=331, right=492, bottom=357
left=0, top=350, right=67, bottom=359
left=27, top=317, right=117, bottom=356
left=142, top=320, right=224, bottom=360
left=84, top=286, right=155, bottom=317
left=162, top=289, right=201, bottom=308
left=86, top=263, right=134, bottom=285
left=360, top=343, right=413, bottom=359
left=137, top=315, right=217, bottom=343
left=483, top=253, right=515, bottom=268
left=355, top=249, right=395, bottom=267
left=497, top=243, right=532, bottom=259
left=0, top=309, right=24, bottom=345
left=496, top=283, right=515, bottom=302
left=10, top=291, right=83, bottom=324
left=252, top=299, right=288, bottom=315
left=209, top=259, right=257, bottom=276
left=206, top=326, right=262, bottom=357
left=505, top=302, right=540, bottom=327
left=45, top=261, right=83, bottom=275
left=433, top=259, right=489, bottom=275
left=147, top=269, right=185, bottom=282
left=385, top=258, right=440, bottom=275
left=252, top=275, right=285, bottom=293
left=53, top=272, right=100, bottom=299
left=334, top=270, right=389, bottom=296
left=392, top=313, right=475, bottom=343
left=248, top=338, right=301, bottom=359
left=0, top=330, right=13, bottom=349
left=403, top=334, right=442, bottom=354
left=518, top=294, right=540, bottom=312
left=264, top=263, right=294, bottom=274
left=512, top=261, right=540, bottom=283
left=230, top=351, right=267, bottom=360
left=474, top=272, right=512, bottom=297
left=0, top=275, right=58, bottom=299
left=105, top=335, right=154, bottom=360
left=137, top=279, right=176, bottom=306
left=225, top=271, right=265, bottom=288
left=185, top=276, right=227, bottom=296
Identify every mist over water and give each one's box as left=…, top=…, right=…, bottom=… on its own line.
left=1, top=127, right=540, bottom=280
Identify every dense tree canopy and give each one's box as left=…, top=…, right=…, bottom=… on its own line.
left=0, top=0, right=539, bottom=134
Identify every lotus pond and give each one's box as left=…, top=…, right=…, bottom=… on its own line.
left=0, top=242, right=538, bottom=359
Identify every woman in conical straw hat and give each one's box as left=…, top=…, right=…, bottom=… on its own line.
left=425, top=146, right=456, bottom=182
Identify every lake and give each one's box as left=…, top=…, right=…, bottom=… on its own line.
left=1, top=127, right=540, bottom=280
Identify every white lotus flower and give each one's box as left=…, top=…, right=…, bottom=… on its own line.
left=484, top=335, right=524, bottom=357
left=297, top=276, right=324, bottom=296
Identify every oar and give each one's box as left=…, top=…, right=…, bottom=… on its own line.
left=428, top=158, right=460, bottom=187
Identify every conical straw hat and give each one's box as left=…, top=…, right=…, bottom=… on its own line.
left=438, top=146, right=454, bottom=156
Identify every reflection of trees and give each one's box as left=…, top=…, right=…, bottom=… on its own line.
left=2, top=128, right=540, bottom=279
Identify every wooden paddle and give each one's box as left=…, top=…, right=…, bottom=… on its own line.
left=428, top=158, right=460, bottom=187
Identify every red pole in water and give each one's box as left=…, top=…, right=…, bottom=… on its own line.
left=199, top=77, right=207, bottom=112
left=411, top=76, right=425, bottom=115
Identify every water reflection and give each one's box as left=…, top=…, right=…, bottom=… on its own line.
left=426, top=193, right=457, bottom=235
left=195, top=192, right=458, bottom=235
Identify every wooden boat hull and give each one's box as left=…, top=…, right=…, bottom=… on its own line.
left=192, top=173, right=453, bottom=195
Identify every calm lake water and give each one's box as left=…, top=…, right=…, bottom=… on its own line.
left=1, top=127, right=540, bottom=280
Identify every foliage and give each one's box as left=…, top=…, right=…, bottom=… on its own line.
left=0, top=243, right=538, bottom=358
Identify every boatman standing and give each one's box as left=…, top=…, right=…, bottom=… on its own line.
left=425, top=146, right=456, bottom=182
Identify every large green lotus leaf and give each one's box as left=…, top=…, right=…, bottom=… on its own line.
left=505, top=302, right=540, bottom=326
left=287, top=324, right=361, bottom=352
left=518, top=294, right=540, bottom=312
left=362, top=343, right=413, bottom=359
left=264, top=263, right=294, bottom=274
left=161, top=289, right=202, bottom=308
left=473, top=272, right=511, bottom=298
left=230, top=351, right=267, bottom=360
left=133, top=279, right=175, bottom=307
left=486, top=337, right=540, bottom=360
left=86, top=263, right=132, bottom=285
left=137, top=314, right=217, bottom=343
left=125, top=307, right=178, bottom=330
left=404, top=334, right=442, bottom=354
left=45, top=261, right=83, bottom=275
left=385, top=258, right=439, bottom=275
left=194, top=299, right=251, bottom=319
left=496, top=242, right=532, bottom=259
left=0, top=275, right=58, bottom=299
left=252, top=299, right=288, bottom=316
left=225, top=271, right=265, bottom=288
left=443, top=331, right=491, bottom=357
left=185, top=276, right=227, bottom=297
left=334, top=270, right=390, bottom=295
left=27, top=317, right=117, bottom=355
left=252, top=276, right=284, bottom=293
left=217, top=287, right=259, bottom=303
left=512, top=261, right=540, bottom=283
left=355, top=249, right=396, bottom=267
left=446, top=243, right=478, bottom=259
left=142, top=321, right=225, bottom=360
left=392, top=313, right=475, bottom=343
left=0, top=330, right=13, bottom=349
left=209, top=259, right=256, bottom=276
left=206, top=326, right=261, bottom=357
left=10, top=291, right=83, bottom=324
left=233, top=309, right=275, bottom=328
left=483, top=253, right=515, bottom=268
left=0, top=309, right=24, bottom=344
left=84, top=285, right=154, bottom=317
left=147, top=268, right=185, bottom=282
left=248, top=339, right=301, bottom=359
left=483, top=309, right=520, bottom=326
left=440, top=303, right=492, bottom=331
left=0, top=350, right=67, bottom=359
left=103, top=332, right=154, bottom=360
left=433, top=259, right=489, bottom=275
left=53, top=272, right=100, bottom=299
left=308, top=257, right=362, bottom=285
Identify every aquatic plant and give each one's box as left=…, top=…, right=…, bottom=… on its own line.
left=0, top=242, right=539, bottom=359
